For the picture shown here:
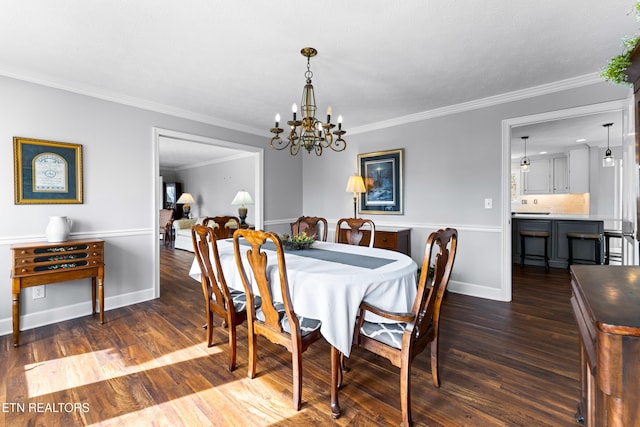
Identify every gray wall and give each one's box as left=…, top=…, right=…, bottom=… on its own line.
left=170, top=154, right=257, bottom=223
left=0, top=75, right=302, bottom=336
left=0, top=73, right=631, bottom=337
left=303, top=80, right=631, bottom=300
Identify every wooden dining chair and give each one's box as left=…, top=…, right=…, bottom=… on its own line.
left=191, top=224, right=260, bottom=371
left=292, top=216, right=328, bottom=241
left=233, top=229, right=323, bottom=410
left=203, top=216, right=241, bottom=239
left=159, top=209, right=174, bottom=246
left=352, top=228, right=458, bottom=427
left=335, top=218, right=376, bottom=248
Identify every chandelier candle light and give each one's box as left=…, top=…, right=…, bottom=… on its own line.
left=270, top=47, right=347, bottom=156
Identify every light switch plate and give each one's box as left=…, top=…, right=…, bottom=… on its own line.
left=484, top=198, right=492, bottom=209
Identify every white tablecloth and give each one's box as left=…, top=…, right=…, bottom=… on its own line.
left=188, top=239, right=417, bottom=356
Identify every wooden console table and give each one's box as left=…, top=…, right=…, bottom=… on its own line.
left=570, top=265, right=640, bottom=426
left=11, top=238, right=105, bottom=347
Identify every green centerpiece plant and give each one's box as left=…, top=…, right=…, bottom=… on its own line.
left=281, top=232, right=316, bottom=250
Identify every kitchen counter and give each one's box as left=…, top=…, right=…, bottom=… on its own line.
left=512, top=216, right=605, bottom=268
left=512, top=213, right=619, bottom=221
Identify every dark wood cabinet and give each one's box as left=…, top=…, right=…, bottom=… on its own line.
left=163, top=182, right=183, bottom=219
left=570, top=265, right=640, bottom=426
left=338, top=227, right=411, bottom=256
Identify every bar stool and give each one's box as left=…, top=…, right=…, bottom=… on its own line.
left=604, top=230, right=623, bottom=265
left=567, top=232, right=602, bottom=266
left=519, top=230, right=549, bottom=271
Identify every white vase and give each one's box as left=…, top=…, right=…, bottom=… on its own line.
left=45, top=216, right=72, bottom=243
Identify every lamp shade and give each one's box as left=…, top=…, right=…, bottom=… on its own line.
left=345, top=175, right=366, bottom=193
left=176, top=192, right=196, bottom=204
left=231, top=190, right=254, bottom=206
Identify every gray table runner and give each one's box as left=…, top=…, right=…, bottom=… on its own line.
left=238, top=241, right=395, bottom=269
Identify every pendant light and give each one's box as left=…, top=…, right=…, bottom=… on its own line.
left=602, top=123, right=614, bottom=168
left=520, top=136, right=530, bottom=172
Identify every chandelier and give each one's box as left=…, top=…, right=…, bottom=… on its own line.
left=269, top=47, right=346, bottom=156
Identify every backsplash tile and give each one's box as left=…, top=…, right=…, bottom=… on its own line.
left=512, top=193, right=589, bottom=214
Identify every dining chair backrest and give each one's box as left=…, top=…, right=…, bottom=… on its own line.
left=203, top=216, right=241, bottom=239
left=159, top=209, right=174, bottom=244
left=335, top=218, right=376, bottom=248
left=191, top=224, right=247, bottom=371
left=232, top=228, right=323, bottom=410
left=292, top=216, right=328, bottom=242
left=352, top=227, right=458, bottom=426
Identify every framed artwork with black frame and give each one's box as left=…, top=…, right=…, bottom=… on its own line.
left=13, top=137, right=84, bottom=204
left=357, top=148, right=403, bottom=215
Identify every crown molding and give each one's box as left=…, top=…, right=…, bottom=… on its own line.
left=0, top=67, right=266, bottom=137
left=349, top=73, right=606, bottom=135
left=1, top=67, right=606, bottom=138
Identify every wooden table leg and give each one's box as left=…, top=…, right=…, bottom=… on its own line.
left=330, top=345, right=342, bottom=419
left=98, top=268, right=104, bottom=324
left=12, top=283, right=20, bottom=347
left=91, top=277, right=97, bottom=315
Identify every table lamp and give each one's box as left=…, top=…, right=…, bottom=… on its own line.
left=176, top=192, right=196, bottom=218
left=231, top=190, right=254, bottom=228
left=345, top=175, right=366, bottom=218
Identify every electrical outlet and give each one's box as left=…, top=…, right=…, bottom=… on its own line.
left=522, top=199, right=527, bottom=205
left=32, top=285, right=45, bottom=299
left=484, top=198, right=492, bottom=209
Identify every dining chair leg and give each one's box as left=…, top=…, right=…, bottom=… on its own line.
left=207, top=313, right=214, bottom=347
left=430, top=339, right=440, bottom=388
left=228, top=321, right=237, bottom=372
left=292, top=349, right=302, bottom=410
left=400, top=357, right=412, bottom=427
left=247, top=329, right=257, bottom=379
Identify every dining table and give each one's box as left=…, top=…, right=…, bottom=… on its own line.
left=188, top=238, right=418, bottom=418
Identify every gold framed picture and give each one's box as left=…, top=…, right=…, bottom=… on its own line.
left=357, top=148, right=404, bottom=215
left=13, top=137, right=84, bottom=204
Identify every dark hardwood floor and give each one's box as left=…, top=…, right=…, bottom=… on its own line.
left=1, top=245, right=580, bottom=426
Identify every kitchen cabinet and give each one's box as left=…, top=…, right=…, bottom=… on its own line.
left=568, top=147, right=590, bottom=193
left=522, top=155, right=567, bottom=194
left=552, top=156, right=568, bottom=193
left=512, top=217, right=603, bottom=268
left=522, top=158, right=551, bottom=194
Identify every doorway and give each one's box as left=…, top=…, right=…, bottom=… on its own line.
left=153, top=128, right=264, bottom=298
left=501, top=99, right=631, bottom=300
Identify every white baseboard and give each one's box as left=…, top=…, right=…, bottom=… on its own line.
left=0, top=288, right=156, bottom=338
left=448, top=279, right=509, bottom=302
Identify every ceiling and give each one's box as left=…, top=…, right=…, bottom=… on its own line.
left=510, top=111, right=624, bottom=159
left=0, top=1, right=637, bottom=166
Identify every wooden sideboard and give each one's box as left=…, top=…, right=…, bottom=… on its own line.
left=11, top=238, right=105, bottom=347
left=569, top=265, right=640, bottom=426
left=338, top=227, right=411, bottom=256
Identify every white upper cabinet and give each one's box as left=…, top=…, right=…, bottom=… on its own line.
left=522, top=157, right=552, bottom=194
left=552, top=155, right=568, bottom=194
left=568, top=147, right=590, bottom=194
